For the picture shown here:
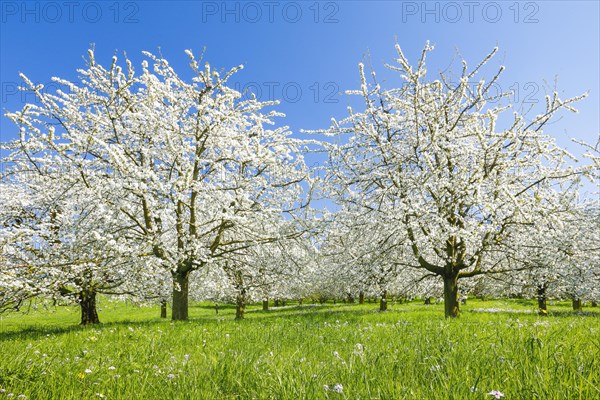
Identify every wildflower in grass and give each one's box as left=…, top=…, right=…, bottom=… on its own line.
left=323, top=385, right=329, bottom=391
left=17, top=395, right=27, bottom=399
left=333, top=351, right=339, bottom=358
left=225, top=334, right=230, bottom=338
left=184, top=354, right=190, bottom=362
left=354, top=343, right=364, bottom=355
left=85, top=369, right=93, bottom=374
left=167, top=374, right=176, bottom=379
left=430, top=364, right=442, bottom=372
left=333, top=384, right=343, bottom=393
left=108, top=366, right=116, bottom=371
left=95, top=394, right=105, bottom=398
left=488, top=390, right=504, bottom=399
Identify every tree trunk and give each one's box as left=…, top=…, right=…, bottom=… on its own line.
left=236, top=290, right=246, bottom=320
left=592, top=301, right=598, bottom=307
left=347, top=292, right=355, bottom=303
left=79, top=290, right=100, bottom=325
left=537, top=284, right=547, bottom=316
left=424, top=297, right=432, bottom=305
left=359, top=291, right=365, bottom=304
left=171, top=270, right=190, bottom=321
left=274, top=299, right=281, bottom=307
left=262, top=299, right=269, bottom=311
left=443, top=274, right=460, bottom=318
left=572, top=298, right=582, bottom=311
left=298, top=298, right=303, bottom=305
left=160, top=299, right=167, bottom=318
left=379, top=290, right=387, bottom=311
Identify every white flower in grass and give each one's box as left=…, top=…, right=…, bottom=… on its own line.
left=333, top=351, right=339, bottom=358
left=488, top=390, right=504, bottom=399
left=430, top=364, right=442, bottom=372
left=84, top=369, right=93, bottom=374
left=353, top=343, right=364, bottom=355
left=333, top=384, right=343, bottom=393
left=167, top=374, right=176, bottom=379
left=108, top=366, right=116, bottom=371
left=323, top=385, right=329, bottom=391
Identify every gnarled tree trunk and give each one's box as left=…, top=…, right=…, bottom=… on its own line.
left=537, top=284, right=547, bottom=316
left=172, top=270, right=190, bottom=321
left=443, top=274, right=460, bottom=318
left=160, top=299, right=167, bottom=318
left=79, top=290, right=100, bottom=325
left=236, top=290, right=246, bottom=320
left=379, top=290, right=387, bottom=311
left=572, top=298, right=582, bottom=311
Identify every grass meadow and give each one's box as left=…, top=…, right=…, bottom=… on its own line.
left=0, top=299, right=598, bottom=399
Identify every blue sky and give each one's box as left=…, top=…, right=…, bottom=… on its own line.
left=1, top=1, right=599, bottom=194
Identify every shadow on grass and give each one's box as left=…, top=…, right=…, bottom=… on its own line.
left=0, top=303, right=408, bottom=340
left=466, top=309, right=600, bottom=318
left=2, top=302, right=597, bottom=341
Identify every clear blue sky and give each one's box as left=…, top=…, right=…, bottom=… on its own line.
left=1, top=1, right=598, bottom=193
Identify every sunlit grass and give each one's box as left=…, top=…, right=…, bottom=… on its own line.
left=1, top=299, right=598, bottom=399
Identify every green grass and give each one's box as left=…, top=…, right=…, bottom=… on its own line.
left=1, top=299, right=599, bottom=399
